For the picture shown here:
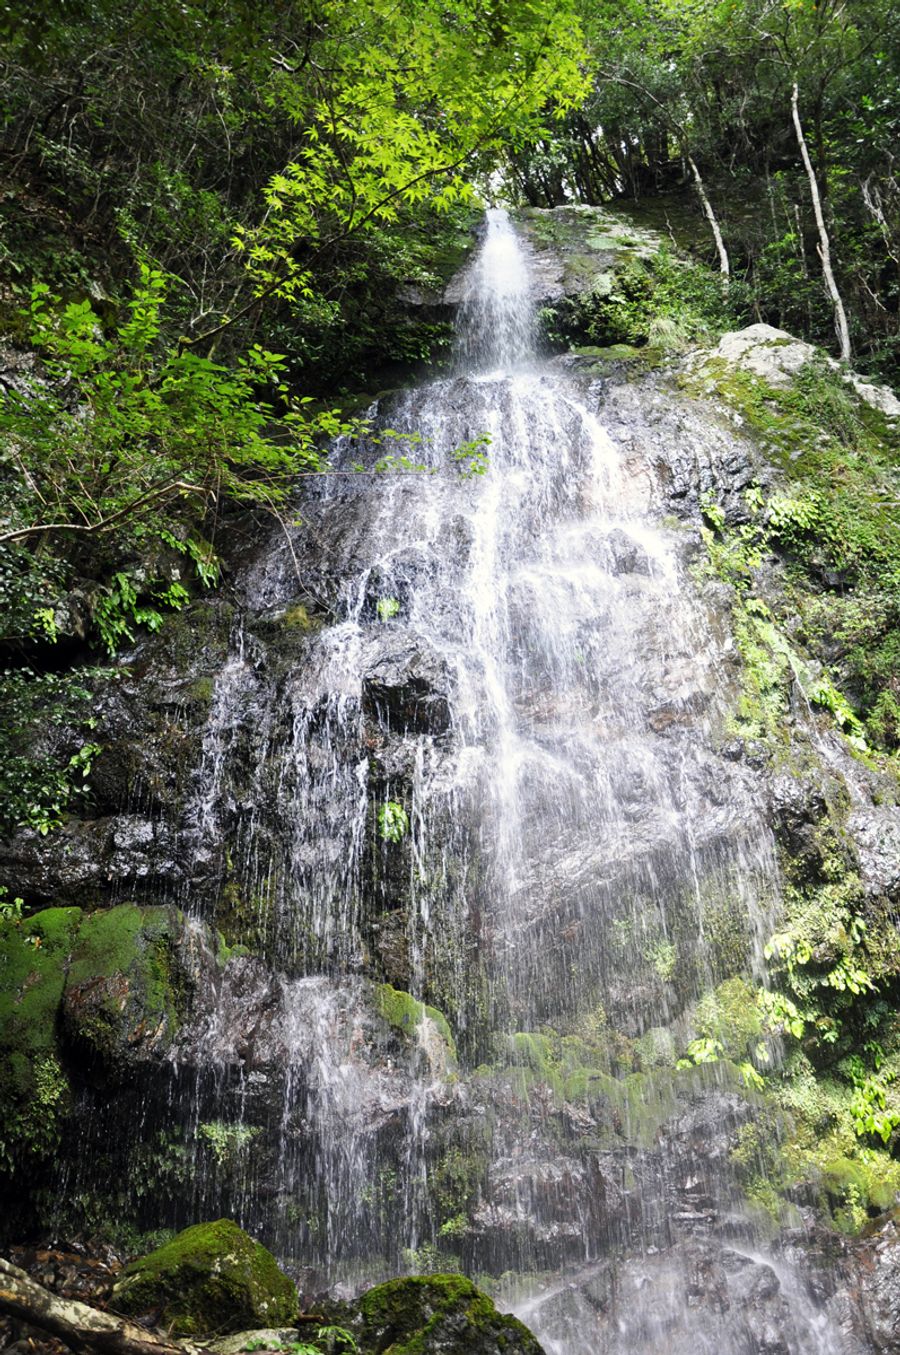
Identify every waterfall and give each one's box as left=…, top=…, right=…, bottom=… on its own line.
left=99, top=207, right=856, bottom=1350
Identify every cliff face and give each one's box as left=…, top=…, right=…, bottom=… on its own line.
left=1, top=205, right=899, bottom=1353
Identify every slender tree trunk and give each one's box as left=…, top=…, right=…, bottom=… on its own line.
left=0, top=1258, right=206, bottom=1355
left=687, top=152, right=730, bottom=285
left=791, top=81, right=851, bottom=362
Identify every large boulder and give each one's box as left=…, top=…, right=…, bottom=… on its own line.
left=61, top=903, right=202, bottom=1075
left=111, top=1219, right=297, bottom=1335
left=357, top=1274, right=545, bottom=1355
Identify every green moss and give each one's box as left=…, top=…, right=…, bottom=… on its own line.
left=431, top=1144, right=487, bottom=1230
left=731, top=1069, right=900, bottom=1235
left=0, top=907, right=82, bottom=1065
left=214, top=876, right=274, bottom=953
left=489, top=1025, right=752, bottom=1149
left=190, top=675, right=215, bottom=705
left=694, top=977, right=763, bottom=1059
left=689, top=355, right=900, bottom=757
left=112, top=1219, right=297, bottom=1335
left=281, top=603, right=322, bottom=632
left=539, top=247, right=736, bottom=355
left=64, top=904, right=186, bottom=1065
left=0, top=907, right=82, bottom=1166
left=359, top=1274, right=542, bottom=1355
left=376, top=983, right=457, bottom=1064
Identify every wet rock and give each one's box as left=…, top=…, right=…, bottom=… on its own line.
left=111, top=1219, right=297, bottom=1335
left=856, top=1212, right=900, bottom=1351
left=846, top=808, right=900, bottom=903
left=518, top=1242, right=860, bottom=1355
left=357, top=1274, right=545, bottom=1355
left=362, top=634, right=453, bottom=735
left=1, top=814, right=183, bottom=902
left=604, top=527, right=652, bottom=575
left=60, top=904, right=207, bottom=1076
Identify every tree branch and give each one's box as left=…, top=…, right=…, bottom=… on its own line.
left=0, top=480, right=211, bottom=545
left=0, top=1256, right=208, bottom=1355
left=791, top=80, right=851, bottom=362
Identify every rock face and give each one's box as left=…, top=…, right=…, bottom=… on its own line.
left=856, top=1212, right=900, bottom=1352
left=1, top=205, right=899, bottom=1355
left=111, top=1220, right=297, bottom=1335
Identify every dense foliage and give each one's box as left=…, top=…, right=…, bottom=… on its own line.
left=509, top=0, right=900, bottom=386
left=0, top=0, right=586, bottom=832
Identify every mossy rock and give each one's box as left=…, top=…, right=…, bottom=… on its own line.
left=0, top=907, right=82, bottom=1162
left=358, top=1274, right=544, bottom=1355
left=61, top=903, right=192, bottom=1074
left=0, top=902, right=222, bottom=1170
left=0, top=907, right=82, bottom=1075
left=112, top=1219, right=297, bottom=1335
left=376, top=984, right=458, bottom=1069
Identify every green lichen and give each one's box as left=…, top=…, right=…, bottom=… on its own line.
left=113, top=1218, right=297, bottom=1335
left=281, top=603, right=322, bottom=631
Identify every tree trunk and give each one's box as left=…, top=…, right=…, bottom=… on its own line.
left=686, top=152, right=730, bottom=285
left=791, top=81, right=851, bottom=362
left=0, top=1257, right=207, bottom=1355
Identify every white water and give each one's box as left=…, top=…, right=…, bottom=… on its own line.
left=158, top=207, right=857, bottom=1351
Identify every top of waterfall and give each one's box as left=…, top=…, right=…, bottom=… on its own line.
left=456, top=207, right=535, bottom=374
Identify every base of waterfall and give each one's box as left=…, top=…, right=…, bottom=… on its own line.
left=0, top=1231, right=546, bottom=1355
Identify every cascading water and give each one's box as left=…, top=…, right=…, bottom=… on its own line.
left=64, top=208, right=862, bottom=1350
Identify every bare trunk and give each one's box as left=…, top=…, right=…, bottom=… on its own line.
left=687, top=152, right=730, bottom=285
left=791, top=81, right=851, bottom=362
left=0, top=1257, right=207, bottom=1355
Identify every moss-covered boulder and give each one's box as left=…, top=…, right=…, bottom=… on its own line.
left=358, top=1274, right=544, bottom=1355
left=61, top=903, right=192, bottom=1074
left=111, top=1219, right=297, bottom=1335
